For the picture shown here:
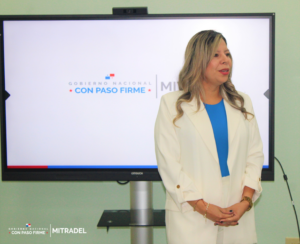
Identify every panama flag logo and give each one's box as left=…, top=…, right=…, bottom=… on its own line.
left=105, top=74, right=115, bottom=80
left=26, top=223, right=31, bottom=227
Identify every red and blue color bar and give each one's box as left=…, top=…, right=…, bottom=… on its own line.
left=8, top=165, right=158, bottom=169
left=8, top=165, right=269, bottom=169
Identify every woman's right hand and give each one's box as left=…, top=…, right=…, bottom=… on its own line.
left=190, top=200, right=234, bottom=223
left=204, top=202, right=234, bottom=223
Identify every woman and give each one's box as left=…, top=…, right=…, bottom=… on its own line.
left=154, top=30, right=264, bottom=244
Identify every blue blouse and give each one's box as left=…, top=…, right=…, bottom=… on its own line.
left=205, top=99, right=230, bottom=177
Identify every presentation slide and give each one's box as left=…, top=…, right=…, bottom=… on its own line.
left=3, top=18, right=270, bottom=168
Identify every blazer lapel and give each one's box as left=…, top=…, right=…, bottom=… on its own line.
left=181, top=98, right=219, bottom=164
left=181, top=97, right=242, bottom=172
left=223, top=99, right=242, bottom=173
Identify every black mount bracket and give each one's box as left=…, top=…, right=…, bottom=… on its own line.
left=112, top=7, right=148, bottom=15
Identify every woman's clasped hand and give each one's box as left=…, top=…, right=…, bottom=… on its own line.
left=190, top=200, right=249, bottom=227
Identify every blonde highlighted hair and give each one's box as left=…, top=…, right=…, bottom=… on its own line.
left=173, top=30, right=253, bottom=125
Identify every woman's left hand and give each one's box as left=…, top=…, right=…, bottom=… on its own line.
left=214, top=201, right=249, bottom=227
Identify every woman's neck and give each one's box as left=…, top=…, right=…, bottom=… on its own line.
left=201, top=83, right=222, bottom=105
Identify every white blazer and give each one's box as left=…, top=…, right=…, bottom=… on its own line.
left=154, top=91, right=264, bottom=244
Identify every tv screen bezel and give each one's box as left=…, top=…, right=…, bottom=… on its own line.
left=0, top=13, right=275, bottom=181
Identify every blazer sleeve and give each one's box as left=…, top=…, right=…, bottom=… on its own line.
left=241, top=94, right=264, bottom=202
left=154, top=95, right=203, bottom=212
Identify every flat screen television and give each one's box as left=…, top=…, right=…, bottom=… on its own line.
left=0, top=13, right=275, bottom=181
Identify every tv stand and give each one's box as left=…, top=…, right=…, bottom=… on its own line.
left=97, top=181, right=165, bottom=244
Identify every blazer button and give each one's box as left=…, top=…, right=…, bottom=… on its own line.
left=259, top=178, right=261, bottom=181
left=177, top=185, right=180, bottom=189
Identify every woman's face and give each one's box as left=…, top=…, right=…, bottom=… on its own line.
left=204, top=39, right=232, bottom=87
